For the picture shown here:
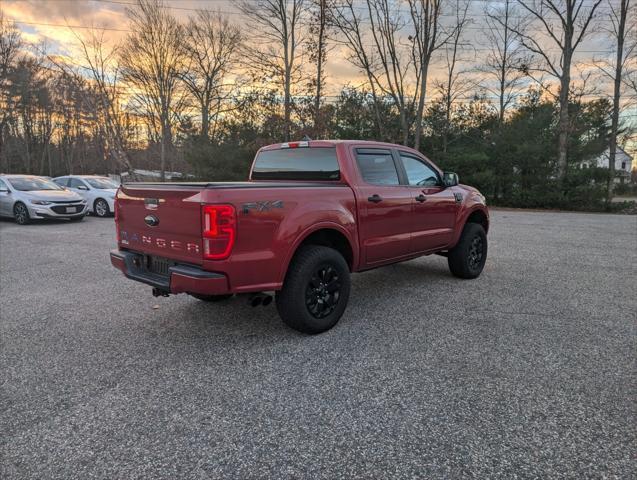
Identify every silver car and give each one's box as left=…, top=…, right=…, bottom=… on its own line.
left=0, top=174, right=88, bottom=225
left=52, top=175, right=118, bottom=217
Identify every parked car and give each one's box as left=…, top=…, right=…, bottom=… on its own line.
left=0, top=174, right=88, bottom=225
left=110, top=140, right=489, bottom=334
left=53, top=175, right=118, bottom=217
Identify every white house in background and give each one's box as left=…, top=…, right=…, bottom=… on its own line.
left=581, top=147, right=633, bottom=183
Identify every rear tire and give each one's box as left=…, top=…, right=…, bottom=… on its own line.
left=13, top=202, right=30, bottom=225
left=275, top=245, right=350, bottom=334
left=94, top=198, right=110, bottom=217
left=448, top=223, right=487, bottom=279
left=189, top=293, right=233, bottom=302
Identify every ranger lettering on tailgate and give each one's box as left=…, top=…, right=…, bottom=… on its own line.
left=120, top=231, right=201, bottom=254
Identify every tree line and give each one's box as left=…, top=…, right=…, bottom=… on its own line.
left=0, top=0, right=635, bottom=210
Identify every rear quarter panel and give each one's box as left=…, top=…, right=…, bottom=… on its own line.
left=200, top=185, right=358, bottom=292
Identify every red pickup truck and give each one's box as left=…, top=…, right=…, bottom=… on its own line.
left=111, top=140, right=488, bottom=333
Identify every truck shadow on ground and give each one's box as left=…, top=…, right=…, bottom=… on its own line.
left=172, top=257, right=455, bottom=339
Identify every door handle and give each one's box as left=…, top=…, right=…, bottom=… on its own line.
left=368, top=194, right=383, bottom=203
left=415, top=194, right=426, bottom=202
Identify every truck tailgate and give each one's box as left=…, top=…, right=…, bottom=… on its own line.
left=116, top=185, right=204, bottom=265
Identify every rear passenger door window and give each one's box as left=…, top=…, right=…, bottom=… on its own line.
left=355, top=149, right=400, bottom=186
left=399, top=154, right=440, bottom=187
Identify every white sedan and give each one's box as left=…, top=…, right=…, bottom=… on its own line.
left=53, top=175, right=119, bottom=217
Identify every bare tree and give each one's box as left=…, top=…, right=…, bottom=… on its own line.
left=307, top=0, right=332, bottom=136
left=435, top=0, right=471, bottom=153
left=593, top=0, right=635, bottom=205
left=479, top=0, right=527, bottom=124
left=365, top=0, right=415, bottom=146
left=182, top=10, right=241, bottom=140
left=334, top=0, right=453, bottom=148
left=0, top=10, right=22, bottom=171
left=408, top=0, right=447, bottom=150
left=331, top=0, right=385, bottom=139
left=120, top=0, right=186, bottom=181
left=239, top=0, right=305, bottom=142
left=69, top=29, right=135, bottom=176
left=510, top=0, right=603, bottom=182
left=0, top=10, right=20, bottom=79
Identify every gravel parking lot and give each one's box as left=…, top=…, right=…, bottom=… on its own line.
left=1, top=210, right=635, bottom=479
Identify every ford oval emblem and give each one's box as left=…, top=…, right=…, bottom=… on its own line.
left=144, top=215, right=159, bottom=227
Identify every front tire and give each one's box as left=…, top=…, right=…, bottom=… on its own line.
left=276, top=245, right=350, bottom=334
left=93, top=198, right=110, bottom=217
left=448, top=223, right=487, bottom=279
left=13, top=202, right=30, bottom=225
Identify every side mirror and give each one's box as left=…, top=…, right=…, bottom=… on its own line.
left=443, top=172, right=459, bottom=187
left=77, top=185, right=89, bottom=191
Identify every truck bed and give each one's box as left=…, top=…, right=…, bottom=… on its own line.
left=122, top=181, right=346, bottom=189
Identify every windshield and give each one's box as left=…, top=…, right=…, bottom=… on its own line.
left=86, top=177, right=119, bottom=189
left=8, top=177, right=64, bottom=191
left=252, top=147, right=340, bottom=181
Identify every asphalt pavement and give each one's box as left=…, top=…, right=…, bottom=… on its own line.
left=1, top=210, right=635, bottom=479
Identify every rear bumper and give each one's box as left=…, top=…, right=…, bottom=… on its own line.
left=110, top=249, right=229, bottom=295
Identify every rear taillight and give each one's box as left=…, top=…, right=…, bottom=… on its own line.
left=202, top=204, right=236, bottom=260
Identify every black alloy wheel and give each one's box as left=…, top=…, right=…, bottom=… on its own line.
left=468, top=235, right=484, bottom=271
left=305, top=264, right=342, bottom=319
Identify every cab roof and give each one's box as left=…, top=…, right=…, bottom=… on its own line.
left=260, top=139, right=422, bottom=154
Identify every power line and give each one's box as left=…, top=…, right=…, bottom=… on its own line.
left=9, top=19, right=618, bottom=55
left=93, top=0, right=618, bottom=30
left=13, top=20, right=131, bottom=32
left=93, top=0, right=618, bottom=21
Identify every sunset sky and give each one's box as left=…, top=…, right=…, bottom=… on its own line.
left=2, top=0, right=636, bottom=151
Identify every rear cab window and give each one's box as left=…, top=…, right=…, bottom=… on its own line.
left=251, top=147, right=340, bottom=181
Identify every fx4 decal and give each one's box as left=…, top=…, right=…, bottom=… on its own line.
left=242, top=200, right=284, bottom=214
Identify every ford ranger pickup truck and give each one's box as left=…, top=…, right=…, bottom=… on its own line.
left=110, top=140, right=489, bottom=334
